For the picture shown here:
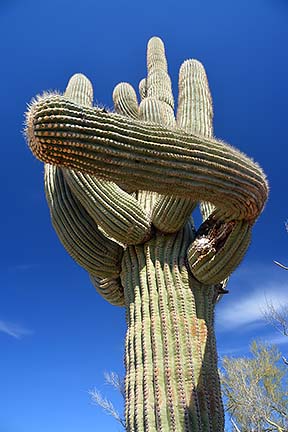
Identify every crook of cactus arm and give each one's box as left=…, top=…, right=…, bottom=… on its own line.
left=26, top=95, right=268, bottom=223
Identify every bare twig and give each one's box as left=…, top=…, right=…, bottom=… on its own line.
left=230, top=417, right=241, bottom=432
left=273, top=260, right=288, bottom=270
left=104, top=371, right=125, bottom=399
left=262, top=299, right=288, bottom=337
left=88, top=388, right=125, bottom=428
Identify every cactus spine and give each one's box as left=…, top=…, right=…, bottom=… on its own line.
left=25, top=37, right=268, bottom=431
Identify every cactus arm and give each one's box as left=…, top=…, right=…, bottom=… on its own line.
left=177, top=60, right=213, bottom=137
left=63, top=73, right=94, bottom=107
left=63, top=169, right=151, bottom=245
left=44, top=74, right=125, bottom=305
left=113, top=82, right=139, bottom=119
left=200, top=200, right=215, bottom=221
left=26, top=96, right=268, bottom=222
left=44, top=164, right=124, bottom=305
left=28, top=93, right=266, bottom=283
left=90, top=275, right=125, bottom=307
left=174, top=59, right=249, bottom=285
left=44, top=164, right=120, bottom=277
left=188, top=216, right=251, bottom=285
left=143, top=37, right=196, bottom=233
left=62, top=74, right=152, bottom=246
left=177, top=59, right=216, bottom=221
left=146, top=37, right=175, bottom=121
left=139, top=78, right=147, bottom=101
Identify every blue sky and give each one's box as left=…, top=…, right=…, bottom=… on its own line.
left=1, top=0, right=288, bottom=430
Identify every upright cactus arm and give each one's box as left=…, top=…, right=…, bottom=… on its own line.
left=177, top=59, right=216, bottom=221
left=151, top=57, right=216, bottom=233
left=145, top=37, right=175, bottom=127
left=26, top=95, right=268, bottom=222
left=145, top=37, right=197, bottom=233
left=113, top=82, right=139, bottom=120
left=177, top=59, right=213, bottom=137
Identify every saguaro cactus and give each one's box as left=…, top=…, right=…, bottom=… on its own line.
left=25, top=37, right=268, bottom=431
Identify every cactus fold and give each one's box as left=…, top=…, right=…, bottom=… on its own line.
left=25, top=37, right=268, bottom=431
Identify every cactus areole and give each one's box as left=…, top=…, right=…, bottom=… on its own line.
left=25, top=37, right=268, bottom=431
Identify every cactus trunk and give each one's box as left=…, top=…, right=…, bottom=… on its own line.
left=121, top=223, right=224, bottom=432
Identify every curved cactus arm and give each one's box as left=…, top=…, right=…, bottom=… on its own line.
left=26, top=95, right=268, bottom=222
left=63, top=169, right=151, bottom=245
left=62, top=74, right=151, bottom=246
left=44, top=165, right=123, bottom=281
left=90, top=275, right=125, bottom=307
left=45, top=165, right=124, bottom=306
left=187, top=216, right=251, bottom=285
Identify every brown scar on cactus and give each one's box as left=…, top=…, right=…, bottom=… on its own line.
left=194, top=216, right=236, bottom=254
left=25, top=36, right=268, bottom=432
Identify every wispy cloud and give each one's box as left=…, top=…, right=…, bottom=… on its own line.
left=218, top=346, right=249, bottom=356
left=0, top=320, right=33, bottom=339
left=265, top=333, right=288, bottom=346
left=216, top=281, right=288, bottom=332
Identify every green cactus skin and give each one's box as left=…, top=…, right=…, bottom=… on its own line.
left=63, top=75, right=152, bottom=246
left=25, top=37, right=268, bottom=431
left=44, top=164, right=125, bottom=305
left=142, top=39, right=196, bottom=234
left=122, top=223, right=224, bottom=431
left=44, top=74, right=126, bottom=305
left=27, top=96, right=267, bottom=222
